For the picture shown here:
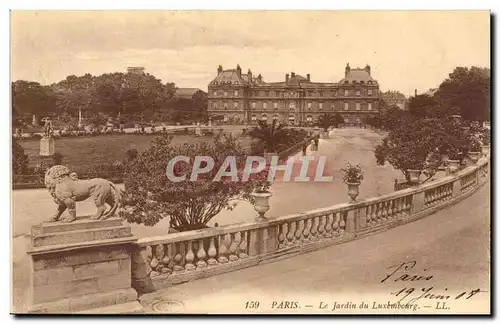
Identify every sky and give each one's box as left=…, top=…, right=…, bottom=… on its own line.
left=10, top=10, right=490, bottom=97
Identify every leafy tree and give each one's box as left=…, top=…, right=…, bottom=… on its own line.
left=408, top=94, right=445, bottom=118
left=316, top=113, right=344, bottom=131
left=316, top=113, right=335, bottom=131
left=375, top=117, right=475, bottom=182
left=435, top=66, right=490, bottom=121
left=248, top=119, right=289, bottom=153
left=12, top=139, right=29, bottom=175
left=12, top=81, right=56, bottom=118
left=119, top=134, right=270, bottom=231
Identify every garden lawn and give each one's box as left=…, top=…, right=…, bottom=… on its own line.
left=18, top=132, right=252, bottom=170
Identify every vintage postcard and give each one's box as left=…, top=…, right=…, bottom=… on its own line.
left=11, top=10, right=491, bottom=315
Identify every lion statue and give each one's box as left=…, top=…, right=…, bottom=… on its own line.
left=44, top=165, right=120, bottom=223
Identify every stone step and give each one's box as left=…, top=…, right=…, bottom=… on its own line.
left=31, top=216, right=124, bottom=236
left=32, top=217, right=124, bottom=236
left=32, top=225, right=132, bottom=247
left=75, top=301, right=144, bottom=314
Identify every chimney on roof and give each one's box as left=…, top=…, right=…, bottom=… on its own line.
left=306, top=74, right=310, bottom=81
left=257, top=74, right=262, bottom=83
left=345, top=63, right=350, bottom=77
left=286, top=73, right=289, bottom=84
left=291, top=72, right=295, bottom=78
left=364, top=64, right=371, bottom=76
left=415, top=89, right=417, bottom=96
left=248, top=69, right=252, bottom=81
left=217, top=65, right=223, bottom=75
left=236, top=64, right=241, bottom=76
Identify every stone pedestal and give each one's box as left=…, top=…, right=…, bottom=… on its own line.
left=39, top=137, right=55, bottom=156
left=28, top=216, right=142, bottom=314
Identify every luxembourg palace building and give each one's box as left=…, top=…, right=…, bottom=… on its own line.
left=207, top=63, right=380, bottom=125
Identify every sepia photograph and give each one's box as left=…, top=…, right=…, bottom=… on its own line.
left=10, top=10, right=491, bottom=315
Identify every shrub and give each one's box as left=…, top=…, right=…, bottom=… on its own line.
left=12, top=139, right=29, bottom=175
left=119, top=134, right=270, bottom=231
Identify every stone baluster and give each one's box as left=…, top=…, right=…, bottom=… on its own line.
left=161, top=244, right=172, bottom=274
left=286, top=222, right=295, bottom=245
left=387, top=200, right=393, bottom=219
left=278, top=224, right=286, bottom=248
left=310, top=217, right=318, bottom=240
left=218, top=234, right=229, bottom=264
left=228, top=233, right=239, bottom=261
left=149, top=245, right=160, bottom=277
left=339, top=212, right=346, bottom=232
left=196, top=239, right=208, bottom=269
left=294, top=220, right=303, bottom=243
left=366, top=205, right=372, bottom=225
left=239, top=232, right=248, bottom=258
left=324, top=214, right=333, bottom=238
left=332, top=212, right=339, bottom=235
left=207, top=237, right=218, bottom=266
left=317, top=215, right=325, bottom=238
left=302, top=219, right=311, bottom=242
left=184, top=241, right=196, bottom=271
left=173, top=243, right=184, bottom=272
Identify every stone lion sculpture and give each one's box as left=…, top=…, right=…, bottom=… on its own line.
left=44, top=165, right=120, bottom=223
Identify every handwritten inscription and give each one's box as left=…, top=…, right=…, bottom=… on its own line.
left=382, top=260, right=487, bottom=309
left=381, top=261, right=433, bottom=283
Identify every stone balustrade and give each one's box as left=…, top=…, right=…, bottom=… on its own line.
left=132, top=155, right=490, bottom=293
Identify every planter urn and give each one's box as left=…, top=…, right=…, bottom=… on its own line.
left=447, top=159, right=460, bottom=173
left=251, top=191, right=273, bottom=221
left=407, top=169, right=422, bottom=183
left=346, top=182, right=361, bottom=203
left=320, top=130, right=330, bottom=139
left=469, top=151, right=481, bottom=163
left=481, top=145, right=490, bottom=157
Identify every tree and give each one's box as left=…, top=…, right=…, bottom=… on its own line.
left=375, top=117, right=474, bottom=182
left=374, top=118, right=448, bottom=181
left=119, top=134, right=270, bottom=231
left=12, top=139, right=29, bottom=175
left=12, top=81, right=56, bottom=118
left=435, top=66, right=490, bottom=121
left=408, top=94, right=445, bottom=118
left=316, top=113, right=343, bottom=131
left=247, top=119, right=289, bottom=153
left=316, top=113, right=335, bottom=131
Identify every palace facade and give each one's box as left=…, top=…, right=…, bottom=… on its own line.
left=207, top=63, right=380, bottom=125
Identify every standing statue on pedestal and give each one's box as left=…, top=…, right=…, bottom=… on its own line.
left=42, top=117, right=54, bottom=138
left=44, top=165, right=120, bottom=223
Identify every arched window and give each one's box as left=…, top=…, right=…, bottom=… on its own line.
left=261, top=114, right=268, bottom=121
left=272, top=114, right=279, bottom=121
left=223, top=114, right=228, bottom=122
left=251, top=114, right=257, bottom=121
left=306, top=115, right=313, bottom=122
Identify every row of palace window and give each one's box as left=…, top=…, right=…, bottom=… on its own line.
left=211, top=89, right=374, bottom=97
left=211, top=101, right=373, bottom=111
left=220, top=114, right=362, bottom=124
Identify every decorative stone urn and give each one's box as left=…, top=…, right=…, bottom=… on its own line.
left=346, top=182, right=360, bottom=203
left=321, top=130, right=330, bottom=139
left=407, top=169, right=422, bottom=183
left=447, top=159, right=460, bottom=173
left=251, top=191, right=273, bottom=221
left=481, top=145, right=490, bottom=156
left=469, top=151, right=481, bottom=163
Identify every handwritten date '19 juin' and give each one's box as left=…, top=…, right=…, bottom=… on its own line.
left=382, top=261, right=487, bottom=305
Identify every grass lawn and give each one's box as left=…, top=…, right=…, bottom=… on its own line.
left=18, top=130, right=252, bottom=170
